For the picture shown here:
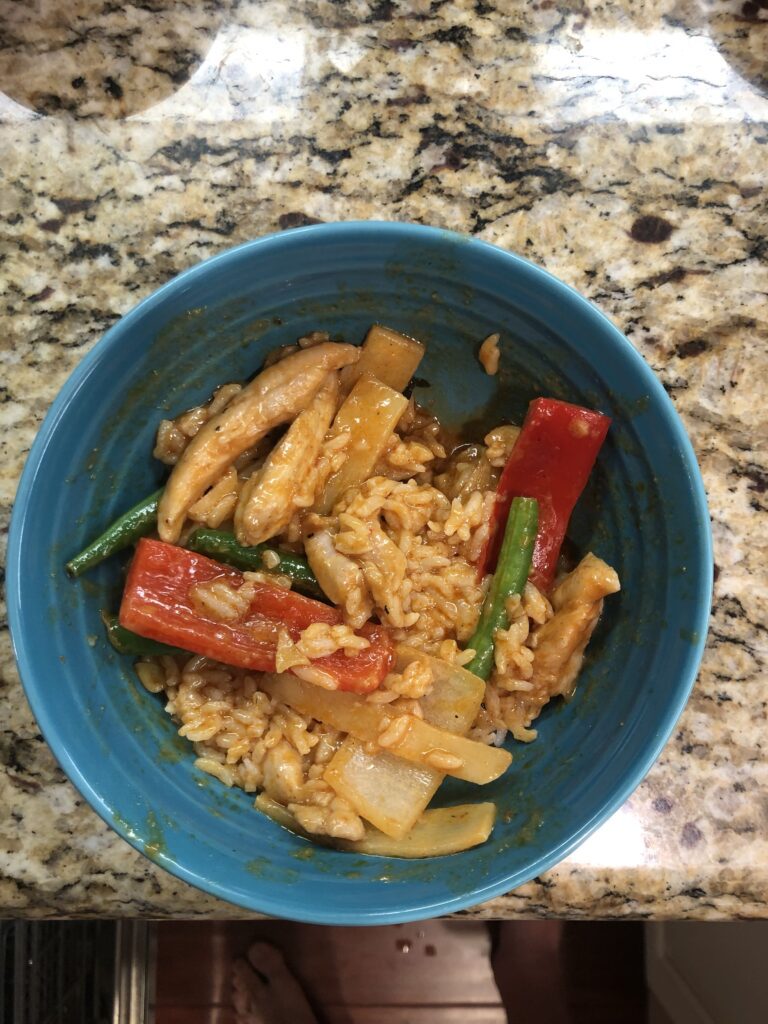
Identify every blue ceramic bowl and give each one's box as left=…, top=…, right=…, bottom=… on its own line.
left=7, top=222, right=711, bottom=923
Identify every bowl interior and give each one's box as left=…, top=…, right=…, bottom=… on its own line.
left=8, top=223, right=711, bottom=923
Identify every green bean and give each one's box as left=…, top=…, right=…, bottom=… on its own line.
left=185, top=528, right=325, bottom=600
left=101, top=612, right=186, bottom=657
left=66, top=488, right=163, bottom=577
left=465, top=497, right=539, bottom=681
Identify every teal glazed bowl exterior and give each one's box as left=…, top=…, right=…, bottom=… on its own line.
left=7, top=222, right=711, bottom=923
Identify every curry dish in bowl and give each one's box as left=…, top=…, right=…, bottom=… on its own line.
left=68, top=323, right=619, bottom=858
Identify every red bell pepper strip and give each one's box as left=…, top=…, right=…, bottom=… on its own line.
left=479, top=398, right=611, bottom=592
left=119, top=538, right=394, bottom=694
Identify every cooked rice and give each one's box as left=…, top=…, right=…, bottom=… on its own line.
left=376, top=434, right=437, bottom=481
left=190, top=576, right=256, bottom=622
left=468, top=582, right=555, bottom=745
left=435, top=639, right=476, bottom=667
left=425, top=749, right=464, bottom=771
left=326, top=476, right=494, bottom=652
left=137, top=652, right=365, bottom=841
left=291, top=664, right=339, bottom=690
left=261, top=549, right=281, bottom=570
left=190, top=570, right=293, bottom=625
left=248, top=570, right=293, bottom=589
left=394, top=400, right=447, bottom=475
left=275, top=623, right=371, bottom=673
left=136, top=336, right=618, bottom=841
left=380, top=656, right=433, bottom=699
left=484, top=425, right=521, bottom=468
left=478, top=333, right=501, bottom=375
left=377, top=714, right=411, bottom=748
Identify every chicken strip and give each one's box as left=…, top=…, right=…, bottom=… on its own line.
left=530, top=552, right=620, bottom=698
left=359, top=519, right=408, bottom=614
left=234, top=374, right=338, bottom=546
left=303, top=526, right=374, bottom=629
left=157, top=343, right=359, bottom=543
left=332, top=513, right=410, bottom=627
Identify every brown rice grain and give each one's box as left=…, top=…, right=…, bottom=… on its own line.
left=425, top=750, right=464, bottom=771
left=478, top=333, right=501, bottom=375
left=377, top=715, right=411, bottom=748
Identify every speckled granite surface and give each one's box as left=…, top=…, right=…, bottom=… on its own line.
left=1, top=0, right=767, bottom=919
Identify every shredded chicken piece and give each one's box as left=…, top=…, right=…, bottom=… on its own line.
left=234, top=374, right=338, bottom=546
left=482, top=554, right=619, bottom=743
left=290, top=797, right=365, bottom=841
left=303, top=526, right=374, bottom=629
left=187, top=466, right=240, bottom=527
left=335, top=513, right=408, bottom=623
left=157, top=343, right=359, bottom=543
left=153, top=383, right=243, bottom=466
left=262, top=741, right=305, bottom=804
left=531, top=553, right=620, bottom=698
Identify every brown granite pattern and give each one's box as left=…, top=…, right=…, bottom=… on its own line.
left=1, top=0, right=767, bottom=918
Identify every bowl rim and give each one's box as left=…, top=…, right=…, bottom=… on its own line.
left=6, top=220, right=713, bottom=923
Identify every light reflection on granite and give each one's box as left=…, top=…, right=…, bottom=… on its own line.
left=1, top=0, right=767, bottom=919
left=0, top=0, right=234, bottom=118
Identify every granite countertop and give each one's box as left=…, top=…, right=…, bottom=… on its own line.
left=1, top=0, right=767, bottom=919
